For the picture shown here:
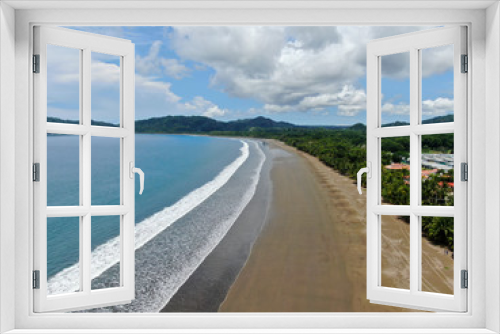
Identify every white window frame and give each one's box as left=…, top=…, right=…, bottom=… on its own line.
left=366, top=26, right=467, bottom=312
left=33, top=26, right=136, bottom=312
left=0, top=1, right=498, bottom=333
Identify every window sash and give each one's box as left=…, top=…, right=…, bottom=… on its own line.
left=366, top=26, right=467, bottom=312
left=9, top=6, right=488, bottom=331
left=33, top=26, right=136, bottom=313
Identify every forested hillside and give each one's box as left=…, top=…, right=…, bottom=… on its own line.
left=135, top=116, right=296, bottom=133
left=47, top=114, right=454, bottom=250
left=209, top=119, right=455, bottom=251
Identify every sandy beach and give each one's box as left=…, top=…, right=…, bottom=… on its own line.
left=219, top=140, right=454, bottom=312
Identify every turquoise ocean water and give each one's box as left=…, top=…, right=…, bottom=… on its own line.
left=46, top=134, right=261, bottom=305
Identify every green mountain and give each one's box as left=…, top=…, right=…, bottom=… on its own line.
left=349, top=123, right=366, bottom=131
left=381, top=114, right=454, bottom=127
left=225, top=116, right=296, bottom=131
left=47, top=117, right=118, bottom=127
left=422, top=114, right=454, bottom=124
left=47, top=114, right=453, bottom=134
left=135, top=115, right=296, bottom=133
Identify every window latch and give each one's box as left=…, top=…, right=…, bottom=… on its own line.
left=129, top=162, right=145, bottom=195
left=357, top=162, right=371, bottom=195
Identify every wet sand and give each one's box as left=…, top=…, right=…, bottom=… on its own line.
left=219, top=140, right=453, bottom=312
left=161, top=141, right=273, bottom=312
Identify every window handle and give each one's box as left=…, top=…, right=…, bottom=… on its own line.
left=357, top=162, right=371, bottom=195
left=129, top=162, right=144, bottom=195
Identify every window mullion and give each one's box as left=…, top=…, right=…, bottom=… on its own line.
left=81, top=47, right=92, bottom=294
left=373, top=126, right=411, bottom=138
left=409, top=47, right=420, bottom=294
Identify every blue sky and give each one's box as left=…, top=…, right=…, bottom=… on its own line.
left=47, top=26, right=454, bottom=126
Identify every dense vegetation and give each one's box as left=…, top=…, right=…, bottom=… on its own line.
left=135, top=115, right=298, bottom=133
left=382, top=114, right=454, bottom=127
left=48, top=114, right=455, bottom=250
left=47, top=117, right=118, bottom=127
left=207, top=118, right=455, bottom=251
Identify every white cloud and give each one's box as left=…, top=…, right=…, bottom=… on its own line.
left=136, top=40, right=190, bottom=79
left=381, top=102, right=411, bottom=115
left=381, top=97, right=453, bottom=116
left=421, top=45, right=454, bottom=78
left=286, top=26, right=342, bottom=50
left=183, top=96, right=210, bottom=110
left=54, top=26, right=452, bottom=122
left=263, top=104, right=293, bottom=113
left=264, top=85, right=366, bottom=116
left=161, top=58, right=190, bottom=79
left=90, top=59, right=184, bottom=121
left=299, top=85, right=366, bottom=111
left=203, top=105, right=228, bottom=118
left=170, top=26, right=285, bottom=78
left=168, top=26, right=446, bottom=115
left=136, top=40, right=163, bottom=75
left=91, top=61, right=121, bottom=84
left=46, top=45, right=82, bottom=120
left=136, top=76, right=181, bottom=103
left=47, top=45, right=228, bottom=122
left=422, top=97, right=453, bottom=116
left=182, top=96, right=229, bottom=118
left=337, top=105, right=366, bottom=117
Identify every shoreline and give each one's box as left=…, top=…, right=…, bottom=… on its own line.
left=160, top=140, right=273, bottom=312
left=219, top=139, right=453, bottom=312
left=159, top=137, right=453, bottom=312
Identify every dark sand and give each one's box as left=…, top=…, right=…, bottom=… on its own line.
left=219, top=140, right=453, bottom=312
left=161, top=139, right=453, bottom=312
left=161, top=142, right=273, bottom=312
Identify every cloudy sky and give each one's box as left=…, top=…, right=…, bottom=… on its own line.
left=47, top=26, right=454, bottom=126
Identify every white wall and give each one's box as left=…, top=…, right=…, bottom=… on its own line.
left=486, top=2, right=500, bottom=333
left=0, top=2, right=16, bottom=333
left=4, top=4, right=494, bottom=332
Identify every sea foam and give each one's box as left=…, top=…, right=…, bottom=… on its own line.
left=148, top=141, right=266, bottom=311
left=47, top=140, right=250, bottom=295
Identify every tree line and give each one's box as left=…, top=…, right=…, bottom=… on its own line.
left=209, top=126, right=455, bottom=251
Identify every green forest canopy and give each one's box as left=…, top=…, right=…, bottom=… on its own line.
left=48, top=115, right=455, bottom=250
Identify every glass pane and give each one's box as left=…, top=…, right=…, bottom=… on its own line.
left=91, top=216, right=121, bottom=290
left=421, top=134, right=454, bottom=206
left=91, top=137, right=120, bottom=206
left=47, top=44, right=81, bottom=124
left=47, top=217, right=80, bottom=295
left=91, top=52, right=121, bottom=126
left=381, top=52, right=410, bottom=127
left=421, top=216, right=454, bottom=294
left=381, top=137, right=410, bottom=205
left=421, top=45, right=454, bottom=124
left=47, top=134, right=80, bottom=206
left=381, top=215, right=410, bottom=290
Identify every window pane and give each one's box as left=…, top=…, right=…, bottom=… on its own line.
left=91, top=52, right=121, bottom=126
left=381, top=215, right=410, bottom=290
left=47, top=134, right=80, bottom=206
left=47, top=217, right=80, bottom=295
left=381, top=137, right=410, bottom=205
left=91, top=216, right=121, bottom=290
left=91, top=137, right=120, bottom=206
left=47, top=44, right=80, bottom=124
left=381, top=52, right=410, bottom=127
left=421, top=216, right=454, bottom=294
left=421, top=134, right=454, bottom=206
left=421, top=45, right=454, bottom=124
